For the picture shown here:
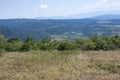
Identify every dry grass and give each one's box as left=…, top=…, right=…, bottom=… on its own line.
left=0, top=50, right=120, bottom=80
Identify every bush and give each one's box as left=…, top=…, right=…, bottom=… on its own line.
left=21, top=37, right=38, bottom=51
left=58, top=41, right=75, bottom=51
left=0, top=34, right=120, bottom=52
left=0, top=34, right=6, bottom=52
left=75, top=38, right=84, bottom=49
left=6, top=38, right=22, bottom=51
left=97, top=37, right=117, bottom=50
left=38, top=42, right=51, bottom=50
left=81, top=39, right=96, bottom=50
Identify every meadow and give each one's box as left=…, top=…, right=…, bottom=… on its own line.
left=0, top=50, right=120, bottom=80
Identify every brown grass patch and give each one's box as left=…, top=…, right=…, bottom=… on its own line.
left=0, top=50, right=120, bottom=80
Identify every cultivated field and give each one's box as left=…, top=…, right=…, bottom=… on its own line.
left=0, top=50, right=120, bottom=80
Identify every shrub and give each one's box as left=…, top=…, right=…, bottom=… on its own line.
left=81, top=39, right=96, bottom=50
left=0, top=34, right=6, bottom=52
left=98, top=37, right=117, bottom=50
left=21, top=37, right=38, bottom=51
left=6, top=38, right=22, bottom=51
left=75, top=38, right=84, bottom=49
left=58, top=41, right=75, bottom=51
left=38, top=42, right=51, bottom=50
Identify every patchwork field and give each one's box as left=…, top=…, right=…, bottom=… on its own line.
left=0, top=50, right=120, bottom=80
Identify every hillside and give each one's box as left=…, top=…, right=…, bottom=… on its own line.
left=92, top=14, right=120, bottom=20
left=0, top=18, right=120, bottom=40
left=0, top=50, right=120, bottom=80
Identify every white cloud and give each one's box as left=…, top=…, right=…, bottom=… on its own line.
left=40, top=4, right=48, bottom=9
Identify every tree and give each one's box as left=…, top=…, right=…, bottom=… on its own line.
left=114, top=33, right=119, bottom=39
left=7, top=37, right=20, bottom=42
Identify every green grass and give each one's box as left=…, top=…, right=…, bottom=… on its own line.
left=0, top=50, right=120, bottom=80
left=51, top=34, right=83, bottom=41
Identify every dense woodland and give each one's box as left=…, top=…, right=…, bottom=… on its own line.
left=0, top=33, right=120, bottom=52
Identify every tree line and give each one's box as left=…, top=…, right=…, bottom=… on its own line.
left=0, top=34, right=120, bottom=52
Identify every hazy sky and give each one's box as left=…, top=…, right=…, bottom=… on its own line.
left=0, top=0, right=120, bottom=19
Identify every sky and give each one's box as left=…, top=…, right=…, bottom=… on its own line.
left=0, top=0, right=120, bottom=19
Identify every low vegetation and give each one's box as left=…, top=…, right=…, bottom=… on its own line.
left=0, top=50, right=120, bottom=80
left=0, top=34, right=120, bottom=79
left=0, top=34, right=120, bottom=52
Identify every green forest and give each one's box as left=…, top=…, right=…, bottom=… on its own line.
left=0, top=19, right=120, bottom=41
left=0, top=33, right=120, bottom=53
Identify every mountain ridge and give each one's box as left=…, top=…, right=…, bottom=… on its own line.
left=0, top=14, right=120, bottom=40
left=92, top=14, right=120, bottom=20
left=35, top=14, right=120, bottom=20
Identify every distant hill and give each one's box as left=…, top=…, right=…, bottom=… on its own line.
left=92, top=14, right=120, bottom=20
left=35, top=12, right=120, bottom=19
left=36, top=16, right=65, bottom=19
left=35, top=12, right=102, bottom=19
left=0, top=18, right=120, bottom=41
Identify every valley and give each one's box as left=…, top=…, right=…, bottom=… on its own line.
left=0, top=16, right=120, bottom=41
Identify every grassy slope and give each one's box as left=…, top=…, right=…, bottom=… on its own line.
left=0, top=50, right=120, bottom=80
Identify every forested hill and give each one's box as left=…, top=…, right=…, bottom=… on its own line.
left=0, top=19, right=120, bottom=40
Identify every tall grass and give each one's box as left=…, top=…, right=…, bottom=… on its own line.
left=0, top=50, right=120, bottom=80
